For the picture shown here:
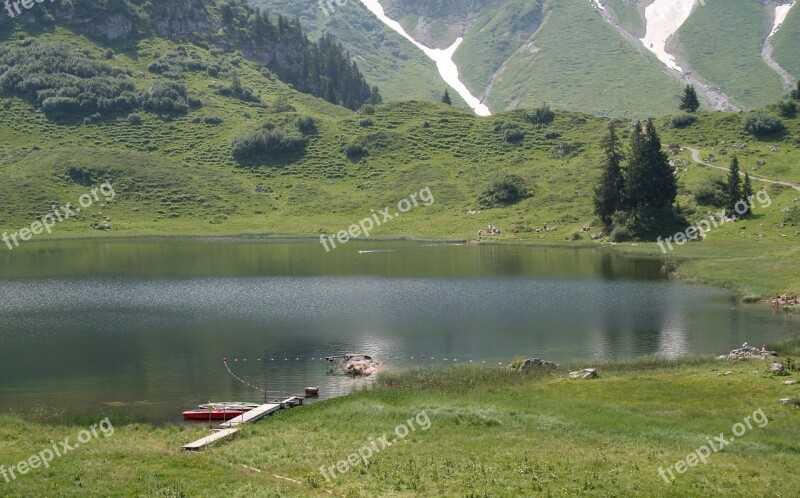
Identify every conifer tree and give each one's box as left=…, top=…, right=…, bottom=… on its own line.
left=624, top=120, right=677, bottom=210
left=742, top=172, right=754, bottom=205
left=679, top=84, right=700, bottom=113
left=594, top=122, right=625, bottom=225
left=792, top=81, right=800, bottom=100
left=727, top=156, right=741, bottom=215
left=442, top=89, right=452, bottom=105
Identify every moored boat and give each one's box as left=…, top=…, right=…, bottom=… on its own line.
left=197, top=402, right=260, bottom=411
left=182, top=409, right=247, bottom=420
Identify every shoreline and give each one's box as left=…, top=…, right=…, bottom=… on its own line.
left=4, top=231, right=797, bottom=312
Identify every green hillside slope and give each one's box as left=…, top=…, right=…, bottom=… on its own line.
left=486, top=0, right=682, bottom=116
left=1, top=11, right=800, bottom=296
left=772, top=4, right=800, bottom=80
left=672, top=0, right=786, bottom=109
left=249, top=0, right=468, bottom=108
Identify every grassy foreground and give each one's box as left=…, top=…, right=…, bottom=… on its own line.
left=2, top=349, right=799, bottom=497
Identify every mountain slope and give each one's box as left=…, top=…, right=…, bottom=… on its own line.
left=773, top=2, right=800, bottom=79
left=248, top=0, right=469, bottom=108
left=486, top=0, right=683, bottom=116
left=278, top=0, right=799, bottom=117
left=671, top=0, right=788, bottom=109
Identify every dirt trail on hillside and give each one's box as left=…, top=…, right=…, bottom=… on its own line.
left=686, top=147, right=800, bottom=192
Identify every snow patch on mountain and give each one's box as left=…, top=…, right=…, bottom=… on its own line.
left=768, top=2, right=796, bottom=39
left=640, top=0, right=699, bottom=72
left=358, top=0, right=491, bottom=116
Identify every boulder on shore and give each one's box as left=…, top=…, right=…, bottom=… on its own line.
left=718, top=346, right=776, bottom=361
left=513, top=358, right=558, bottom=373
left=569, top=368, right=598, bottom=379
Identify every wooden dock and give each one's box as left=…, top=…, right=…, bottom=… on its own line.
left=182, top=396, right=303, bottom=451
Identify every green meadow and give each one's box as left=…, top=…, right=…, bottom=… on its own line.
left=2, top=352, right=799, bottom=496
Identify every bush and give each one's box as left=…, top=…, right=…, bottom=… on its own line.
left=544, top=131, right=561, bottom=140
left=360, top=104, right=376, bottom=115
left=743, top=113, right=786, bottom=137
left=694, top=180, right=727, bottom=207
left=203, top=116, right=223, bottom=125
left=671, top=113, right=697, bottom=128
left=141, top=81, right=190, bottom=114
left=0, top=41, right=139, bottom=120
left=296, top=116, right=317, bottom=134
left=777, top=100, right=797, bottom=118
left=231, top=129, right=307, bottom=162
left=504, top=128, right=525, bottom=143
left=524, top=105, right=555, bottom=125
left=477, top=175, right=532, bottom=208
left=127, top=112, right=143, bottom=125
left=343, top=141, right=369, bottom=159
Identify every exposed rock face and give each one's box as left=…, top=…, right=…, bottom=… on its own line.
left=719, top=346, right=777, bottom=361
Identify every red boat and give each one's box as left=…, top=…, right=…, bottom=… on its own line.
left=182, top=409, right=247, bottom=420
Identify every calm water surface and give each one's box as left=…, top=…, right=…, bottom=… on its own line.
left=0, top=239, right=796, bottom=423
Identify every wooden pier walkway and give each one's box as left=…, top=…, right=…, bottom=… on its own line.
left=182, top=396, right=303, bottom=451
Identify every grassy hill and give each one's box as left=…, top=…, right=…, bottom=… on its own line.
left=282, top=0, right=799, bottom=117
left=671, top=0, right=788, bottom=110
left=485, top=0, right=683, bottom=116
left=248, top=0, right=469, bottom=109
left=773, top=3, right=800, bottom=80
left=2, top=354, right=800, bottom=496
left=0, top=17, right=799, bottom=298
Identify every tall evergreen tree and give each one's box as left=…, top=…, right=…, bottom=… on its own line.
left=742, top=172, right=754, bottom=204
left=624, top=120, right=677, bottom=210
left=792, top=81, right=800, bottom=100
left=679, top=84, right=700, bottom=113
left=442, top=89, right=452, bottom=105
left=594, top=122, right=625, bottom=225
left=727, top=156, right=741, bottom=215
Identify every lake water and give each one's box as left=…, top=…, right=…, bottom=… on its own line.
left=0, top=239, right=796, bottom=423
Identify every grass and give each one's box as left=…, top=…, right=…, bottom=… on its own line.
left=0, top=25, right=799, bottom=301
left=486, top=0, right=683, bottom=117
left=1, top=355, right=799, bottom=496
left=673, top=0, right=788, bottom=109
left=772, top=2, right=800, bottom=80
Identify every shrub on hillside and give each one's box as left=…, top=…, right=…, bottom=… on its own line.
left=141, top=81, right=191, bottom=114
left=671, top=113, right=697, bottom=128
left=693, top=179, right=727, bottom=207
left=296, top=116, right=317, bottom=135
left=127, top=112, right=143, bottom=125
left=524, top=105, right=555, bottom=125
left=0, top=41, right=140, bottom=120
left=776, top=100, right=797, bottom=118
left=231, top=129, right=307, bottom=162
left=343, top=141, right=369, bottom=159
left=743, top=113, right=786, bottom=137
left=477, top=175, right=531, bottom=208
